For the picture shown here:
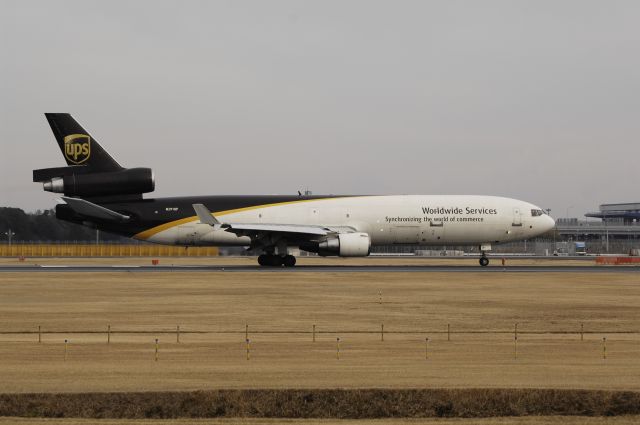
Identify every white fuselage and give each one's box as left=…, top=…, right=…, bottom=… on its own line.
left=142, top=195, right=555, bottom=249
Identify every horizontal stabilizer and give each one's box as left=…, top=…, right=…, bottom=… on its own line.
left=61, top=196, right=130, bottom=222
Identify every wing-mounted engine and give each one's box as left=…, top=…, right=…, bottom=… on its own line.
left=303, top=232, right=371, bottom=257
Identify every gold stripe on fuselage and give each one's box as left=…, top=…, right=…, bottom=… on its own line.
left=134, top=197, right=357, bottom=241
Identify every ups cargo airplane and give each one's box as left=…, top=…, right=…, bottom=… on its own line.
left=34, top=114, right=555, bottom=267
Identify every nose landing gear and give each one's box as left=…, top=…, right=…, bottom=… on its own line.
left=257, top=254, right=297, bottom=267
left=478, top=243, right=492, bottom=267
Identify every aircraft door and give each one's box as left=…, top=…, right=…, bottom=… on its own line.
left=512, top=207, right=522, bottom=227
left=392, top=226, right=420, bottom=244
left=421, top=219, right=444, bottom=244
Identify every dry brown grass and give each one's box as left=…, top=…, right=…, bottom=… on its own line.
left=1, top=389, right=640, bottom=419
left=0, top=270, right=639, bottom=393
left=2, top=416, right=640, bottom=424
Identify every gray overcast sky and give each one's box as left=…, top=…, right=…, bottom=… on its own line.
left=1, top=0, right=638, bottom=218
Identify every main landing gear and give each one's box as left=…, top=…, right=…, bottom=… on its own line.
left=258, top=254, right=297, bottom=267
left=479, top=253, right=489, bottom=267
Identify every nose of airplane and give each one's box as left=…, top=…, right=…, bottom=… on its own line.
left=545, top=214, right=556, bottom=232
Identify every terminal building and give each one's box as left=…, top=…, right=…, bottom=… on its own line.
left=555, top=202, right=640, bottom=255
left=585, top=202, right=640, bottom=223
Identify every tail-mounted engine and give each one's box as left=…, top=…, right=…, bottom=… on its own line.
left=33, top=166, right=155, bottom=198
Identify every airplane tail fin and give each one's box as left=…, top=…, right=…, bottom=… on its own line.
left=44, top=113, right=122, bottom=172
left=34, top=114, right=154, bottom=200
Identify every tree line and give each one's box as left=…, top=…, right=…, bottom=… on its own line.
left=0, top=207, right=128, bottom=243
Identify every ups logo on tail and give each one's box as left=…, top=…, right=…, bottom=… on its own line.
left=64, top=134, right=91, bottom=164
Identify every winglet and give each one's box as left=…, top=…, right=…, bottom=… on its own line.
left=193, top=204, right=220, bottom=226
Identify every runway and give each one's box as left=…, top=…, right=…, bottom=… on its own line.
left=1, top=264, right=639, bottom=273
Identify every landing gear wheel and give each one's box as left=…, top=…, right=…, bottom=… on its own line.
left=258, top=253, right=295, bottom=267
left=283, top=255, right=296, bottom=267
left=479, top=257, right=489, bottom=267
left=258, top=254, right=282, bottom=267
left=270, top=255, right=284, bottom=267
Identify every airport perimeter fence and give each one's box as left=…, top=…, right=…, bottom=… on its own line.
left=4, top=324, right=638, bottom=337
left=0, top=244, right=219, bottom=257
left=372, top=240, right=640, bottom=256
left=2, top=241, right=639, bottom=258
left=3, top=323, right=638, bottom=347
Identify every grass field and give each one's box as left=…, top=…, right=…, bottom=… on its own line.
left=0, top=264, right=639, bottom=393
left=2, top=417, right=640, bottom=424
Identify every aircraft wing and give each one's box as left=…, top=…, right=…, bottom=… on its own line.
left=192, top=204, right=356, bottom=239
left=221, top=223, right=357, bottom=236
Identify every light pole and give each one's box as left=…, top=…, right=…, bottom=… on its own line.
left=4, top=230, right=15, bottom=246
left=565, top=205, right=574, bottom=220
left=604, top=217, right=609, bottom=253
left=546, top=209, right=555, bottom=255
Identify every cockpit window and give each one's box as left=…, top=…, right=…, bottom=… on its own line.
left=531, top=209, right=544, bottom=217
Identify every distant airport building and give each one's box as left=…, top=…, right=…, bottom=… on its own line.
left=585, top=203, right=640, bottom=223
left=554, top=202, right=640, bottom=254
